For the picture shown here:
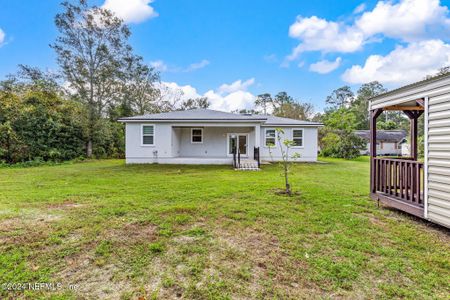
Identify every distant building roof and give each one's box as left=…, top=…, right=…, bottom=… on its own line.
left=118, top=108, right=323, bottom=126
left=355, top=130, right=407, bottom=142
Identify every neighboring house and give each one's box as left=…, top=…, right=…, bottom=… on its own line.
left=355, top=130, right=407, bottom=156
left=118, top=109, right=323, bottom=166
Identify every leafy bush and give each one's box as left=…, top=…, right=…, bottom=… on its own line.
left=0, top=88, right=124, bottom=164
left=319, top=108, right=366, bottom=159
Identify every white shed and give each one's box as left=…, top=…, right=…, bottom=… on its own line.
left=369, top=74, right=450, bottom=228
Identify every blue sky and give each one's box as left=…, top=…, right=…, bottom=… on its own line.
left=1, top=0, right=450, bottom=111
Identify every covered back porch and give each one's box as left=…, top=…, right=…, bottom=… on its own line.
left=370, top=99, right=425, bottom=217
left=171, top=125, right=261, bottom=168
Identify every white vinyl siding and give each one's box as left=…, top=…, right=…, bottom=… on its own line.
left=191, top=128, right=203, bottom=143
left=427, top=92, right=450, bottom=227
left=265, top=129, right=276, bottom=146
left=142, top=125, right=155, bottom=146
left=292, top=129, right=303, bottom=147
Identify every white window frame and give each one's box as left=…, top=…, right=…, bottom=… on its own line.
left=264, top=128, right=276, bottom=147
left=141, top=124, right=155, bottom=147
left=191, top=128, right=203, bottom=144
left=292, top=129, right=304, bottom=148
left=226, top=133, right=249, bottom=157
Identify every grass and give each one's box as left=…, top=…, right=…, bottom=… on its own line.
left=0, top=157, right=449, bottom=299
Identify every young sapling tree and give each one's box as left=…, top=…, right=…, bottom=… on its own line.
left=268, top=128, right=301, bottom=195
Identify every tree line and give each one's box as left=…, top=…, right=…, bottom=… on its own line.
left=1, top=0, right=435, bottom=164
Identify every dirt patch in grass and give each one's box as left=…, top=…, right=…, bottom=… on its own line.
left=58, top=252, right=132, bottom=299
left=211, top=225, right=321, bottom=298
left=46, top=201, right=84, bottom=210
left=107, top=222, right=158, bottom=245
left=270, top=188, right=301, bottom=197
left=0, top=212, right=61, bottom=246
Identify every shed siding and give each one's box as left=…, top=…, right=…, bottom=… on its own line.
left=427, top=92, right=450, bottom=227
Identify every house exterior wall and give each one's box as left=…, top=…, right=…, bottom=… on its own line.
left=177, top=127, right=254, bottom=158
left=259, top=127, right=318, bottom=162
left=125, top=123, right=174, bottom=163
left=125, top=123, right=319, bottom=164
left=172, top=128, right=181, bottom=157
left=426, top=92, right=450, bottom=228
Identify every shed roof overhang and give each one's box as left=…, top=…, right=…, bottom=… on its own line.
left=369, top=74, right=450, bottom=110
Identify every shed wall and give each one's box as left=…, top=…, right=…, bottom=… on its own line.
left=427, top=92, right=450, bottom=228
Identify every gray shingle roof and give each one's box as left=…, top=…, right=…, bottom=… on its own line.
left=355, top=130, right=407, bottom=142
left=118, top=108, right=323, bottom=126
left=119, top=109, right=266, bottom=121
left=262, top=115, right=322, bottom=126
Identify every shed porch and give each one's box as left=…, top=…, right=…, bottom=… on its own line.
left=370, top=100, right=425, bottom=218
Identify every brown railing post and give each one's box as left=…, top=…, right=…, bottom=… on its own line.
left=372, top=158, right=423, bottom=207
left=238, top=151, right=241, bottom=168
left=370, top=109, right=383, bottom=193
left=254, top=147, right=260, bottom=168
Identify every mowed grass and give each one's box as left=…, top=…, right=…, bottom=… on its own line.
left=0, top=158, right=449, bottom=299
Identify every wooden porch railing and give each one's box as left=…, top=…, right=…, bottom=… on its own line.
left=232, top=147, right=241, bottom=169
left=372, top=157, right=424, bottom=206
left=253, top=146, right=260, bottom=168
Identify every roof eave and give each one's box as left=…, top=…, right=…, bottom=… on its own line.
left=118, top=118, right=267, bottom=123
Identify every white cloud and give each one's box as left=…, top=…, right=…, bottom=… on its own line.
left=0, top=29, right=5, bottom=46
left=206, top=90, right=256, bottom=112
left=353, top=3, right=366, bottom=14
left=286, top=0, right=450, bottom=61
left=149, top=60, right=168, bottom=72
left=263, top=54, right=278, bottom=63
left=309, top=57, right=342, bottom=74
left=161, top=82, right=201, bottom=100
left=102, top=0, right=158, bottom=24
left=160, top=78, right=256, bottom=112
left=150, top=59, right=210, bottom=73
left=185, top=59, right=210, bottom=72
left=286, top=16, right=364, bottom=61
left=342, top=40, right=450, bottom=84
left=356, top=0, right=449, bottom=41
left=218, top=78, right=255, bottom=94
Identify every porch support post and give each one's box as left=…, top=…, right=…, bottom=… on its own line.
left=254, top=125, right=261, bottom=148
left=411, top=114, right=418, bottom=161
left=370, top=108, right=383, bottom=193
left=404, top=110, right=423, bottom=161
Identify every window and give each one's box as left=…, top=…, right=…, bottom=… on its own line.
left=191, top=128, right=203, bottom=143
left=265, top=129, right=276, bottom=146
left=292, top=129, right=303, bottom=147
left=142, top=125, right=154, bottom=146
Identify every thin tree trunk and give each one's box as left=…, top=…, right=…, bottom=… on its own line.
left=86, top=140, right=92, bottom=158
left=284, top=161, right=291, bottom=195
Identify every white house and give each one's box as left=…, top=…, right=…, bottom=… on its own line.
left=118, top=109, right=323, bottom=167
left=355, top=130, right=407, bottom=156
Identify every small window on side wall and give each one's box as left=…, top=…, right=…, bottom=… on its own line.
left=265, top=129, right=276, bottom=146
left=292, top=129, right=303, bottom=147
left=142, top=125, right=154, bottom=146
left=191, top=128, right=203, bottom=143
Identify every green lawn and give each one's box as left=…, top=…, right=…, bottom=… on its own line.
left=0, top=158, right=449, bottom=299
